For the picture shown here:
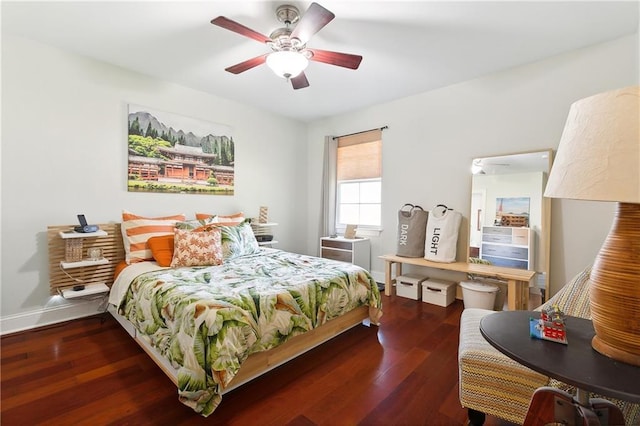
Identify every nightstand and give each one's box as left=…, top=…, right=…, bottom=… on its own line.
left=48, top=224, right=124, bottom=298
left=57, top=229, right=110, bottom=298
left=320, top=237, right=370, bottom=270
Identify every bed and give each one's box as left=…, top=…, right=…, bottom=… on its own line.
left=107, top=232, right=382, bottom=417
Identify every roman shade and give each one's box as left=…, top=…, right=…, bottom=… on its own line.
left=337, top=129, right=382, bottom=181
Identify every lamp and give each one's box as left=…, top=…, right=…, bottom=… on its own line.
left=544, top=86, right=640, bottom=366
left=266, top=51, right=308, bottom=79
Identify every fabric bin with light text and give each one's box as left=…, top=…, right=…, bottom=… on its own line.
left=421, top=278, right=456, bottom=307
left=396, top=274, right=428, bottom=300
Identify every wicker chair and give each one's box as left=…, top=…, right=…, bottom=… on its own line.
left=458, top=266, right=640, bottom=425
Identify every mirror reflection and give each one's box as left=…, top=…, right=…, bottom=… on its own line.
left=469, top=149, right=553, bottom=299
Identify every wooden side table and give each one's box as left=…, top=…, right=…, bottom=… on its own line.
left=480, top=311, right=640, bottom=425
left=379, top=254, right=535, bottom=310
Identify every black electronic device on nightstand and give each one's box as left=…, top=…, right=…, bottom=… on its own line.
left=74, top=214, right=99, bottom=233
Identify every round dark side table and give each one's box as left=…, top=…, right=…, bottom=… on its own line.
left=480, top=310, right=640, bottom=425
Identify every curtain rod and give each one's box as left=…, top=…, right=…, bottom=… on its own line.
left=333, top=125, right=388, bottom=140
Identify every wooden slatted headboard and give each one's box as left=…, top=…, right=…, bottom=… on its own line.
left=47, top=223, right=124, bottom=295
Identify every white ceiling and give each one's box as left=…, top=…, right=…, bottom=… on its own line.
left=473, top=150, right=551, bottom=175
left=2, top=1, right=638, bottom=122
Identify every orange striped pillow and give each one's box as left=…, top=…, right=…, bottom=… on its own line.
left=195, top=212, right=245, bottom=226
left=121, top=210, right=185, bottom=264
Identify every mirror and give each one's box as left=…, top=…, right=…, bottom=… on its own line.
left=469, top=149, right=553, bottom=300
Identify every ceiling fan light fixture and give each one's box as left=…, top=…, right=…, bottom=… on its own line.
left=266, top=51, right=309, bottom=79
left=471, top=160, right=483, bottom=175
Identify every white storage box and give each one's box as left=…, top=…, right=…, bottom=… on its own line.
left=396, top=274, right=428, bottom=300
left=459, top=281, right=499, bottom=310
left=422, top=279, right=457, bottom=307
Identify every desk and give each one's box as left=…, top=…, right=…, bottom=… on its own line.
left=379, top=254, right=536, bottom=310
left=480, top=311, right=640, bottom=425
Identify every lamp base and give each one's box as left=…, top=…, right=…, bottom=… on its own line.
left=592, top=335, right=639, bottom=366
left=589, top=202, right=640, bottom=367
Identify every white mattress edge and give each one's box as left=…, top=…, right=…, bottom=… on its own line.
left=108, top=261, right=167, bottom=306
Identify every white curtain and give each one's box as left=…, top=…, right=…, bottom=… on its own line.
left=319, top=136, right=337, bottom=255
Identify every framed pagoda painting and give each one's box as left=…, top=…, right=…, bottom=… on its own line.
left=494, top=197, right=530, bottom=227
left=127, top=104, right=235, bottom=195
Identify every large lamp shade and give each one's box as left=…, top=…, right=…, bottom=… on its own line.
left=545, top=86, right=640, bottom=366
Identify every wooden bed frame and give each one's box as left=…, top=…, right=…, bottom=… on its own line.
left=109, top=304, right=370, bottom=392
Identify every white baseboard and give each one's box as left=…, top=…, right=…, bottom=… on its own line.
left=0, top=297, right=107, bottom=336
left=370, top=270, right=384, bottom=285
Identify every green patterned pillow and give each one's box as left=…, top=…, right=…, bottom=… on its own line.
left=469, top=257, right=492, bottom=265
left=218, top=220, right=260, bottom=260
left=175, top=217, right=217, bottom=231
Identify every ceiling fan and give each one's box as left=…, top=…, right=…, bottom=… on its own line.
left=472, top=159, right=511, bottom=175
left=211, top=2, right=363, bottom=90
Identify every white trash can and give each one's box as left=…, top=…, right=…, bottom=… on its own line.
left=459, top=281, right=499, bottom=310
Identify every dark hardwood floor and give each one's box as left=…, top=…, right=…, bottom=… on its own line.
left=1, top=294, right=531, bottom=425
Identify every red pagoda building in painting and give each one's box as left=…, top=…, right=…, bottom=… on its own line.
left=128, top=144, right=234, bottom=186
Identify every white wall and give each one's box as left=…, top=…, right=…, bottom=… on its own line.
left=1, top=35, right=307, bottom=333
left=306, top=35, right=638, bottom=295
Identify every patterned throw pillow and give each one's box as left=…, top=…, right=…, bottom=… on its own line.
left=218, top=221, right=260, bottom=260
left=121, top=210, right=185, bottom=264
left=170, top=228, right=223, bottom=268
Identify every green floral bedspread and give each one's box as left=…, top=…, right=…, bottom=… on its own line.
left=117, top=249, right=382, bottom=416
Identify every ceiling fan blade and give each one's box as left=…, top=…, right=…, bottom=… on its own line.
left=291, top=72, right=310, bottom=90
left=225, top=54, right=269, bottom=74
left=290, top=2, right=335, bottom=44
left=211, top=16, right=271, bottom=44
left=307, top=48, right=363, bottom=70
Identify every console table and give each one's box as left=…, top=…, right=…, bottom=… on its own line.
left=480, top=311, right=640, bottom=425
left=379, top=254, right=536, bottom=310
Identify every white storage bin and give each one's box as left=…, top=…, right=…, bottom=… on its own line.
left=422, top=279, right=457, bottom=307
left=396, top=274, right=428, bottom=300
left=459, top=281, right=499, bottom=310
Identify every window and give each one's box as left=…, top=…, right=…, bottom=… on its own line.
left=336, top=129, right=382, bottom=229
left=338, top=180, right=381, bottom=225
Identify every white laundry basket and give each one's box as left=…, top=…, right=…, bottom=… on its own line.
left=459, top=281, right=499, bottom=310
